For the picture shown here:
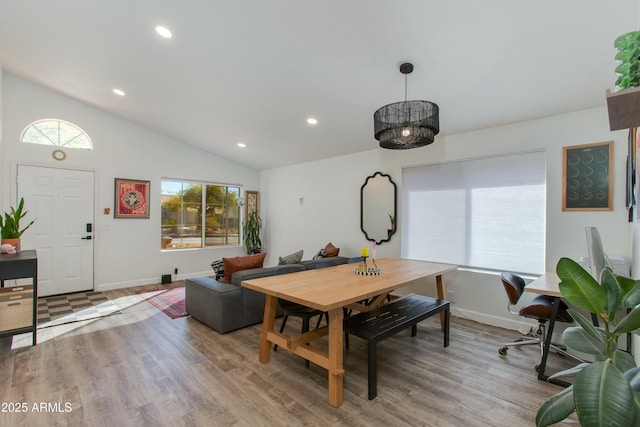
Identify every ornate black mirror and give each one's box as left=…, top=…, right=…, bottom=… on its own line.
left=360, top=171, right=397, bottom=244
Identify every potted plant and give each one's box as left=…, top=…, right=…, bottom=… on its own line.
left=536, top=257, right=640, bottom=427
left=0, top=198, right=36, bottom=252
left=242, top=210, right=262, bottom=254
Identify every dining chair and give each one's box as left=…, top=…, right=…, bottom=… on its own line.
left=274, top=261, right=334, bottom=366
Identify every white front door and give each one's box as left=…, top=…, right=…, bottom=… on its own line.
left=17, top=165, right=95, bottom=296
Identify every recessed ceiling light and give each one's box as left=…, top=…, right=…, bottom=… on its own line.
left=113, top=88, right=125, bottom=96
left=237, top=142, right=246, bottom=148
left=307, top=117, right=318, bottom=125
left=155, top=26, right=172, bottom=39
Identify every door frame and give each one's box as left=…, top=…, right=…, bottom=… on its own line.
left=12, top=161, right=99, bottom=292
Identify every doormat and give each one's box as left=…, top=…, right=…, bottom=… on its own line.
left=135, top=284, right=187, bottom=319
left=38, top=291, right=121, bottom=328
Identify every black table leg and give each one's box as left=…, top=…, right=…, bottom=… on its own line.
left=538, top=296, right=569, bottom=387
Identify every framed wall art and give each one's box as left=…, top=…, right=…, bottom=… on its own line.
left=115, top=178, right=150, bottom=218
left=562, top=141, right=613, bottom=211
left=246, top=190, right=259, bottom=217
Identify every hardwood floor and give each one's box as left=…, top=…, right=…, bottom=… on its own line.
left=0, top=285, right=575, bottom=427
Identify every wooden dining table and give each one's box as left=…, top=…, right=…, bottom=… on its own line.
left=241, top=257, right=457, bottom=407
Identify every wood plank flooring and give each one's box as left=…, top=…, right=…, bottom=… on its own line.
left=0, top=284, right=576, bottom=427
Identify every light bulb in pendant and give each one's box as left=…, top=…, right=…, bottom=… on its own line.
left=402, top=128, right=411, bottom=137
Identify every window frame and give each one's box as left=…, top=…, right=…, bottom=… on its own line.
left=20, top=118, right=93, bottom=150
left=161, top=178, right=242, bottom=251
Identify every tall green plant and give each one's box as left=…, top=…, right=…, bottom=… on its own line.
left=0, top=198, right=35, bottom=239
left=242, top=211, right=262, bottom=254
left=536, top=257, right=640, bottom=427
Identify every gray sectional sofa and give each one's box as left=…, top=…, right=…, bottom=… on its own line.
left=185, top=256, right=348, bottom=333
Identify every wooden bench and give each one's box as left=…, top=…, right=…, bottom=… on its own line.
left=343, top=294, right=450, bottom=400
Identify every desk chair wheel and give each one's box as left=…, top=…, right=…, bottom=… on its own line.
left=498, top=346, right=508, bottom=356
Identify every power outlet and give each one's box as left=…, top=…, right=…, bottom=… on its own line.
left=447, top=290, right=456, bottom=303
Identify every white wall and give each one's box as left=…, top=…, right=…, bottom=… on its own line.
left=2, top=70, right=635, bottom=345
left=1, top=72, right=258, bottom=290
left=260, top=149, right=399, bottom=265
left=262, top=106, right=632, bottom=333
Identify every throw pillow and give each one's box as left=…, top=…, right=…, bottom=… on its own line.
left=223, top=252, right=267, bottom=283
left=312, top=248, right=327, bottom=260
left=278, top=249, right=303, bottom=265
left=210, top=259, right=225, bottom=281
left=324, top=242, right=340, bottom=257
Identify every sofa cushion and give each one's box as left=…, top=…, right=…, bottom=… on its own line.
left=223, top=252, right=267, bottom=283
left=300, top=256, right=348, bottom=270
left=210, top=259, right=225, bottom=280
left=185, top=277, right=243, bottom=333
left=231, top=264, right=306, bottom=285
left=324, top=242, right=340, bottom=257
left=312, top=248, right=327, bottom=259
left=278, top=249, right=303, bottom=265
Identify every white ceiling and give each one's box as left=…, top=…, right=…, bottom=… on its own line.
left=0, top=1, right=637, bottom=170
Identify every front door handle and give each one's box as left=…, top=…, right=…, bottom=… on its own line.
left=81, top=236, right=93, bottom=240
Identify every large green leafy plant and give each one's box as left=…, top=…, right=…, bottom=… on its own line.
left=0, top=198, right=35, bottom=239
left=536, top=257, right=640, bottom=427
left=614, top=30, right=640, bottom=90
left=242, top=210, right=262, bottom=254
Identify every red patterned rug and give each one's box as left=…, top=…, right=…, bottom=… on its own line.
left=135, top=284, right=187, bottom=319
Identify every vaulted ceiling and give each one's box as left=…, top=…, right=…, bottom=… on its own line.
left=0, top=1, right=637, bottom=170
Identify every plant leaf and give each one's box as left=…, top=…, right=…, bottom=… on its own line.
left=556, top=258, right=605, bottom=314
left=625, top=366, right=640, bottom=391
left=601, top=268, right=622, bottom=315
left=614, top=306, right=640, bottom=335
left=625, top=367, right=640, bottom=425
left=566, top=308, right=601, bottom=341
left=563, top=326, right=607, bottom=360
left=535, top=385, right=575, bottom=427
left=612, top=349, right=637, bottom=373
left=574, top=360, right=635, bottom=427
left=548, top=362, right=590, bottom=380
left=621, top=277, right=640, bottom=308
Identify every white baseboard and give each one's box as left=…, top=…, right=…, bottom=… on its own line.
left=450, top=305, right=567, bottom=343
left=450, top=305, right=534, bottom=332
left=96, top=270, right=213, bottom=292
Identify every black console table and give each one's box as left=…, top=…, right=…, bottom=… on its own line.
left=0, top=250, right=38, bottom=345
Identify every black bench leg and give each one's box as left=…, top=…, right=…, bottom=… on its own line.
left=368, top=341, right=377, bottom=400
left=444, top=307, right=450, bottom=347
left=411, top=324, right=417, bottom=337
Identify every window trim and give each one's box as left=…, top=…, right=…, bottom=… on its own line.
left=20, top=118, right=93, bottom=150
left=160, top=178, right=243, bottom=251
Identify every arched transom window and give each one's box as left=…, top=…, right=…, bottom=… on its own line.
left=20, top=119, right=93, bottom=150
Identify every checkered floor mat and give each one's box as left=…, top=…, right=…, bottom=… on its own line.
left=37, top=291, right=121, bottom=328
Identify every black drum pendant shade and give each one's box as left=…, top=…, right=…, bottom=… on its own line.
left=374, top=63, right=439, bottom=149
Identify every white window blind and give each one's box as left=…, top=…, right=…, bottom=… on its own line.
left=401, top=150, right=546, bottom=275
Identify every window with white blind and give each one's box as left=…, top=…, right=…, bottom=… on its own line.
left=401, top=150, right=546, bottom=275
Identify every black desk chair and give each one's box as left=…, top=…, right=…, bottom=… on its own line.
left=498, top=272, right=580, bottom=365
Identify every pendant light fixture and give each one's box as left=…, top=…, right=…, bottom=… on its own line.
left=374, top=62, right=439, bottom=149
